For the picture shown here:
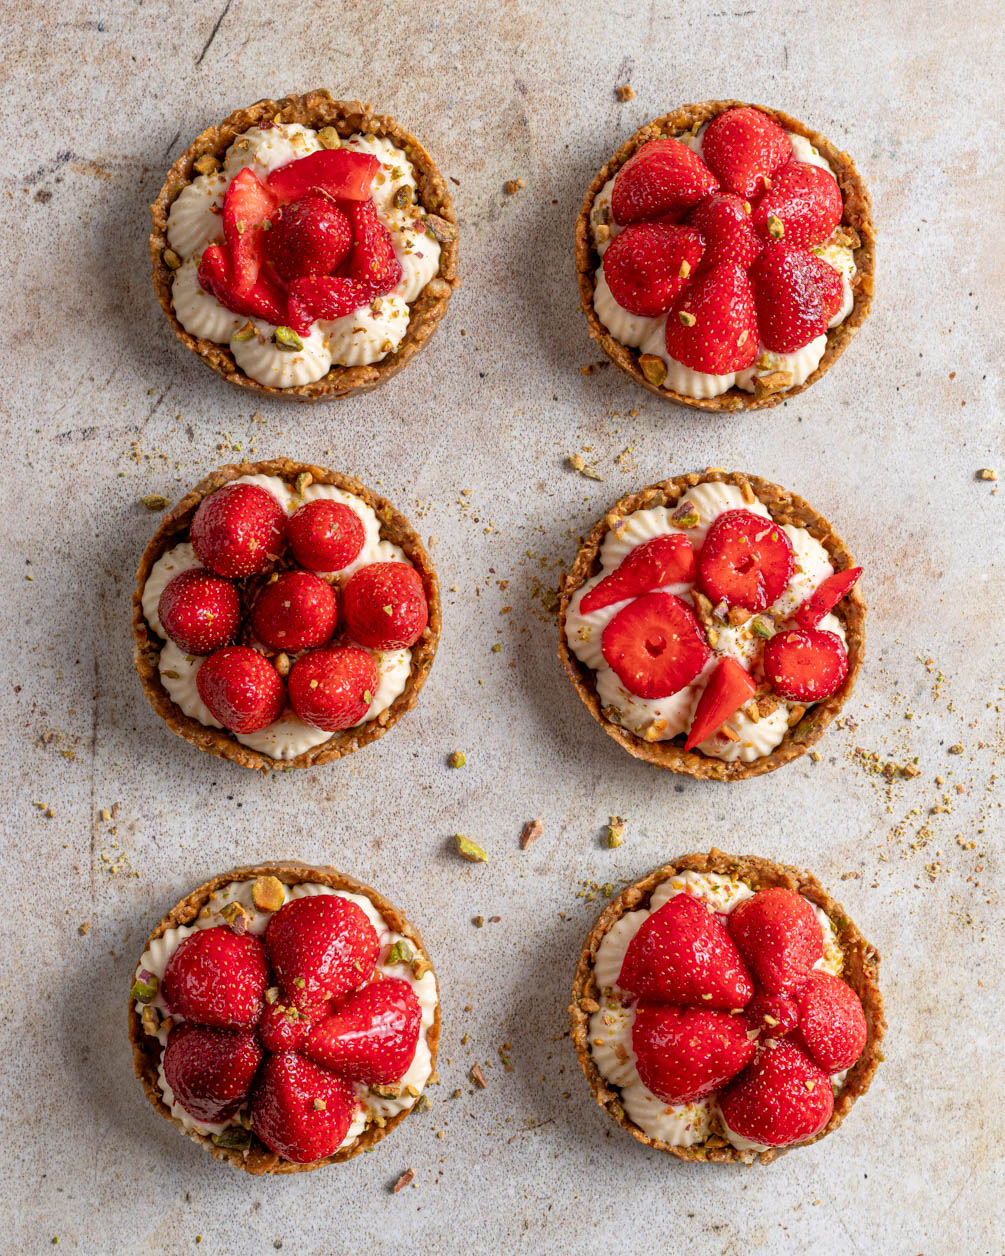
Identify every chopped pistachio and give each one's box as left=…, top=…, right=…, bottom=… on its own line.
left=392, top=185, right=414, bottom=210
left=425, top=213, right=457, bottom=242
left=141, top=1005, right=160, bottom=1036
left=265, top=987, right=280, bottom=1004
left=211, top=1127, right=252, bottom=1149
left=670, top=500, right=700, bottom=528
left=313, top=1097, right=327, bottom=1111
left=317, top=126, right=342, bottom=149
left=751, top=615, right=775, bottom=639
left=162, top=247, right=182, bottom=270
left=131, top=975, right=158, bottom=1003
left=252, top=875, right=285, bottom=912
left=412, top=955, right=432, bottom=979
left=372, top=1083, right=402, bottom=1098
left=678, top=259, right=691, bottom=279
left=233, top=321, right=256, bottom=343
left=638, top=354, right=667, bottom=387
left=386, top=940, right=415, bottom=966
left=294, top=470, right=313, bottom=497
left=677, top=310, right=696, bottom=327
left=606, top=816, right=627, bottom=848
left=448, top=750, right=466, bottom=768
left=140, top=494, right=171, bottom=511
left=193, top=153, right=220, bottom=175
left=273, top=326, right=304, bottom=352
left=454, top=834, right=488, bottom=863
left=221, top=901, right=249, bottom=934
left=766, top=213, right=785, bottom=239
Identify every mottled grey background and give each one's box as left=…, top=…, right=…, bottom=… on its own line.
left=1, top=1, right=1003, bottom=1253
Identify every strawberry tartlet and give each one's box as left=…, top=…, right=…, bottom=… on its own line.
left=150, top=91, right=458, bottom=401
left=130, top=863, right=439, bottom=1174
left=575, top=100, right=874, bottom=410
left=559, top=470, right=865, bottom=780
left=571, top=850, right=884, bottom=1163
left=133, top=459, right=440, bottom=772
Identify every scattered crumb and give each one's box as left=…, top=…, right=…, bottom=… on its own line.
left=447, top=750, right=466, bottom=768
left=520, top=818, right=544, bottom=850
left=392, top=1168, right=414, bottom=1193
left=504, top=177, right=526, bottom=195
left=470, top=1063, right=488, bottom=1089
left=616, top=84, right=635, bottom=101
left=977, top=468, right=997, bottom=481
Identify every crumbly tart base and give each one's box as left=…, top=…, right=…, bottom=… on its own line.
left=557, top=469, right=865, bottom=780
left=574, top=99, right=875, bottom=412
left=132, top=458, right=441, bottom=772
left=150, top=90, right=459, bottom=402
left=129, top=862, right=441, bottom=1176
left=570, top=849, right=884, bottom=1164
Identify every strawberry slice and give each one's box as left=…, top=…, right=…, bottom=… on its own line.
left=580, top=534, right=696, bottom=615
left=752, top=160, right=843, bottom=248
left=197, top=243, right=287, bottom=325
left=663, top=262, right=758, bottom=374
left=794, top=567, right=862, bottom=629
left=794, top=972, right=867, bottom=1073
left=265, top=894, right=380, bottom=1015
left=603, top=222, right=704, bottom=317
left=287, top=275, right=370, bottom=336
left=250, top=1051, right=357, bottom=1164
left=632, top=1002, right=757, bottom=1103
left=684, top=657, right=757, bottom=751
left=697, top=509, right=795, bottom=612
left=687, top=191, right=762, bottom=269
left=727, top=888, right=823, bottom=995
left=163, top=1022, right=263, bottom=1125
left=222, top=168, right=279, bottom=296
left=305, top=977, right=422, bottom=1085
left=161, top=926, right=269, bottom=1028
left=265, top=149, right=380, bottom=203
left=600, top=591, right=710, bottom=700
left=263, top=194, right=352, bottom=281
left=749, top=241, right=843, bottom=353
left=744, top=989, right=799, bottom=1041
left=346, top=200, right=402, bottom=297
left=611, top=138, right=719, bottom=225
left=718, top=1039, right=833, bottom=1148
left=701, top=106, right=792, bottom=199
left=762, top=627, right=848, bottom=702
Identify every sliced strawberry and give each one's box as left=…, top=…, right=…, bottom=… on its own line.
left=794, top=972, right=867, bottom=1073
left=222, top=168, right=279, bottom=296
left=196, top=646, right=287, bottom=734
left=161, top=926, right=269, bottom=1028
left=198, top=243, right=287, bottom=325
left=600, top=591, right=710, bottom=700
left=263, top=194, right=352, bottom=282
left=287, top=275, right=370, bottom=335
left=752, top=160, right=843, bottom=248
left=749, top=241, right=843, bottom=353
left=157, top=569, right=241, bottom=656
left=794, top=567, right=862, bottom=630
left=346, top=200, right=402, bottom=297
left=744, top=989, right=799, bottom=1040
left=762, top=627, right=848, bottom=702
left=603, top=222, right=704, bottom=317
left=286, top=498, right=366, bottom=573
left=727, top=888, right=823, bottom=995
left=342, top=562, right=428, bottom=650
left=265, top=893, right=380, bottom=1015
left=258, top=999, right=311, bottom=1054
left=619, top=891, right=753, bottom=1009
left=265, top=149, right=380, bottom=203
left=684, top=657, right=757, bottom=751
left=305, top=977, right=422, bottom=1085
left=697, top=509, right=795, bottom=612
left=191, top=482, right=286, bottom=579
left=701, top=107, right=792, bottom=200
left=663, top=262, right=758, bottom=374
left=288, top=646, right=378, bottom=732
left=251, top=570, right=338, bottom=652
left=611, top=138, right=719, bottom=225
left=250, top=1051, right=356, bottom=1164
left=718, top=1040, right=833, bottom=1148
left=687, top=192, right=762, bottom=269
left=580, top=534, right=696, bottom=615
left=163, top=1022, right=263, bottom=1125
left=632, top=1002, right=757, bottom=1104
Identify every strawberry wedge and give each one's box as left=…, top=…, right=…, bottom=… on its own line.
left=794, top=567, right=862, bottom=629
left=684, top=656, right=757, bottom=751
left=346, top=199, right=402, bottom=297
left=580, top=534, right=695, bottom=615
left=197, top=243, right=287, bottom=325
left=222, top=169, right=279, bottom=296
left=266, top=149, right=380, bottom=203
left=287, top=275, right=370, bottom=336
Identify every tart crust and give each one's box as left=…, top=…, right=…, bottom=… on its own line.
left=557, top=469, right=865, bottom=780
left=150, top=90, right=459, bottom=402
left=129, top=861, right=441, bottom=1176
left=132, top=458, right=441, bottom=772
left=575, top=100, right=875, bottom=411
left=570, top=849, right=884, bottom=1164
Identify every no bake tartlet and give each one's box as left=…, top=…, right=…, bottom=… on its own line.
left=575, top=100, right=874, bottom=410
left=133, top=458, right=440, bottom=772
left=559, top=469, right=864, bottom=780
left=130, top=863, right=439, bottom=1174
left=150, top=90, right=458, bottom=401
left=570, top=850, right=884, bottom=1163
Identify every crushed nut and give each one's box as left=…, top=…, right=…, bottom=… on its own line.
left=504, top=178, right=525, bottom=195
left=221, top=902, right=249, bottom=934
left=425, top=213, right=457, bottom=242
left=606, top=816, right=627, bottom=848
left=252, top=875, right=285, bottom=912
left=454, top=834, right=488, bottom=862
left=766, top=213, right=785, bottom=239
left=211, top=1127, right=251, bottom=1149
left=638, top=354, right=668, bottom=387
left=140, top=494, right=171, bottom=511
left=754, top=370, right=794, bottom=396
left=392, top=1168, right=414, bottom=1193
left=273, top=652, right=291, bottom=677
left=131, top=975, right=158, bottom=1003
left=162, top=248, right=182, bottom=270
left=978, top=468, right=998, bottom=481
left=293, top=471, right=313, bottom=496
left=233, top=321, right=256, bottom=343
left=193, top=153, right=220, bottom=175
left=273, top=326, right=304, bottom=352
left=141, top=1005, right=160, bottom=1036
left=448, top=750, right=466, bottom=768
left=787, top=705, right=807, bottom=727
left=520, top=818, right=543, bottom=850
left=751, top=615, right=775, bottom=639
left=412, top=955, right=432, bottom=979
left=386, top=940, right=415, bottom=967
left=317, top=126, right=342, bottom=149
left=670, top=500, right=701, bottom=529
left=677, top=310, right=696, bottom=327
left=470, top=1063, right=488, bottom=1088
left=615, top=84, right=635, bottom=101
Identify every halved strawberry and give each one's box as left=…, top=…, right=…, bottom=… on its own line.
left=265, top=149, right=380, bottom=203
left=701, top=107, right=792, bottom=199
left=718, top=1039, right=833, bottom=1148
left=288, top=646, right=378, bottom=732
left=794, top=972, right=867, bottom=1073
left=251, top=570, right=338, bottom=652
left=603, top=222, right=704, bottom=317
left=263, top=194, right=352, bottom=281
left=286, top=498, right=366, bottom=573
left=305, top=977, right=422, bottom=1085
left=161, top=926, right=269, bottom=1028
left=196, top=646, right=287, bottom=734
left=250, top=1051, right=356, bottom=1164
left=752, top=160, right=842, bottom=248
left=697, top=510, right=795, bottom=612
left=727, top=888, right=823, bottom=995
left=264, top=893, right=380, bottom=1015
left=663, top=263, right=758, bottom=374
left=190, top=482, right=287, bottom=579
left=342, top=562, right=428, bottom=651
left=610, top=138, right=719, bottom=225
left=163, top=1022, right=263, bottom=1125
left=749, top=241, right=843, bottom=353
left=288, top=275, right=370, bottom=336
left=222, top=168, right=279, bottom=296
left=157, top=568, right=241, bottom=656
left=632, top=1002, right=757, bottom=1103
left=346, top=200, right=402, bottom=297
left=794, top=567, right=862, bottom=630
left=580, top=534, right=695, bottom=615
left=198, top=243, right=287, bottom=325
left=744, top=989, right=799, bottom=1040
left=684, top=657, right=757, bottom=751
left=600, top=591, right=710, bottom=700
left=762, top=628, right=848, bottom=702
left=687, top=191, right=762, bottom=269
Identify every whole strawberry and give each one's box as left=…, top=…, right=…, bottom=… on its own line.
left=749, top=241, right=842, bottom=353
left=163, top=1022, right=263, bottom=1124
left=161, top=926, right=269, bottom=1028
left=190, top=482, right=286, bottom=579
left=794, top=971, right=867, bottom=1073
left=611, top=138, right=719, bottom=224
left=727, top=888, right=823, bottom=994
left=663, top=262, right=758, bottom=374
left=264, top=194, right=352, bottom=281
left=286, top=498, right=366, bottom=573
left=701, top=106, right=792, bottom=199
left=342, top=562, right=428, bottom=650
left=250, top=1051, right=356, bottom=1164
left=196, top=646, right=286, bottom=733
left=717, top=1039, right=833, bottom=1148
left=306, top=977, right=422, bottom=1084
left=287, top=645, right=378, bottom=732
left=265, top=894, right=379, bottom=1015
left=603, top=222, right=704, bottom=317
left=752, top=160, right=842, bottom=248
left=157, top=568, right=240, bottom=656
left=251, top=570, right=338, bottom=652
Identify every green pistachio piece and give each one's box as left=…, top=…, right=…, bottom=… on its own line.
left=448, top=751, right=466, bottom=768
left=751, top=615, right=775, bottom=639
left=273, top=326, right=304, bottom=352
left=670, top=501, right=700, bottom=529
left=454, top=834, right=488, bottom=863
left=386, top=940, right=415, bottom=966
left=131, top=976, right=158, bottom=1003
left=233, top=321, right=256, bottom=343
left=211, top=1127, right=252, bottom=1149
left=317, top=126, right=342, bottom=149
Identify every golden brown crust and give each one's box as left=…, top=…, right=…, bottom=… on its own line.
left=129, top=862, right=441, bottom=1175
left=575, top=100, right=874, bottom=411
left=132, top=458, right=440, bottom=772
left=557, top=469, right=865, bottom=779
left=150, top=90, right=458, bottom=403
left=570, top=849, right=884, bottom=1164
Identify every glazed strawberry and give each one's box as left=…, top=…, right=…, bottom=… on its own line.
left=794, top=567, right=862, bottom=630
left=580, top=534, right=695, bottom=615
left=762, top=628, right=848, bottom=702
left=258, top=998, right=310, bottom=1055
left=190, top=482, right=286, bottom=579
left=263, top=194, right=352, bottom=282
left=250, top=1051, right=356, bottom=1164
left=794, top=972, right=867, bottom=1073
left=157, top=568, right=240, bottom=656
left=222, top=168, right=279, bottom=296
left=697, top=509, right=795, bottom=612
left=727, top=887, right=823, bottom=995
left=753, top=160, right=843, bottom=248
left=718, top=1039, right=833, bottom=1148
left=684, top=657, right=757, bottom=751
left=286, top=498, right=366, bottom=573
left=744, top=990, right=799, bottom=1040
left=701, top=106, right=792, bottom=200
left=600, top=592, right=710, bottom=700
left=265, top=148, right=380, bottom=203
left=619, top=892, right=753, bottom=1009
left=342, top=562, right=428, bottom=650
left=749, top=241, right=842, bottom=353
left=632, top=1003, right=757, bottom=1104
left=663, top=262, right=758, bottom=374
left=603, top=222, right=704, bottom=317
left=306, top=977, right=422, bottom=1084
left=265, top=893, right=380, bottom=1015
left=287, top=275, right=372, bottom=336
left=688, top=192, right=762, bottom=269
left=196, top=646, right=286, bottom=733
left=611, top=138, right=719, bottom=225
left=163, top=1022, right=263, bottom=1124
left=287, top=646, right=378, bottom=732
left=197, top=242, right=287, bottom=325
left=161, top=926, right=269, bottom=1028
left=251, top=570, right=338, bottom=652
left=347, top=199, right=402, bottom=297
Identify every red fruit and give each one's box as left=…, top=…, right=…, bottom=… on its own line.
left=287, top=275, right=370, bottom=336
left=794, top=972, right=867, bottom=1073
left=287, top=646, right=378, bottom=732
left=306, top=977, right=422, bottom=1085
left=663, top=263, right=758, bottom=374
left=601, top=592, right=710, bottom=700
left=286, top=498, right=366, bottom=573
left=163, top=1022, right=262, bottom=1125
left=157, top=568, right=240, bottom=656
left=619, top=892, right=753, bottom=1009
left=794, top=567, right=862, bottom=630
left=603, top=222, right=704, bottom=317
left=263, top=194, right=352, bottom=282
left=342, top=562, right=428, bottom=651
left=222, top=168, right=279, bottom=296
left=196, top=646, right=286, bottom=733
left=161, top=926, right=269, bottom=1028
left=701, top=106, right=792, bottom=199
left=250, top=1051, right=356, bottom=1164
left=763, top=628, right=848, bottom=702
left=266, top=148, right=380, bottom=203
left=346, top=200, right=402, bottom=297
left=718, top=1040, right=833, bottom=1148
left=753, top=160, right=843, bottom=248
left=251, top=570, right=338, bottom=652
left=688, top=192, right=762, bottom=269
left=580, top=534, right=696, bottom=615
left=632, top=1002, right=757, bottom=1103
left=197, top=242, right=287, bottom=325
left=684, top=657, right=757, bottom=751
left=697, top=509, right=795, bottom=612
left=611, top=138, right=719, bottom=225
left=265, top=893, right=380, bottom=1014
left=190, top=482, right=286, bottom=579
left=258, top=999, right=310, bottom=1054
left=749, top=241, right=843, bottom=353
left=727, top=888, right=823, bottom=995
left=744, top=990, right=799, bottom=1040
